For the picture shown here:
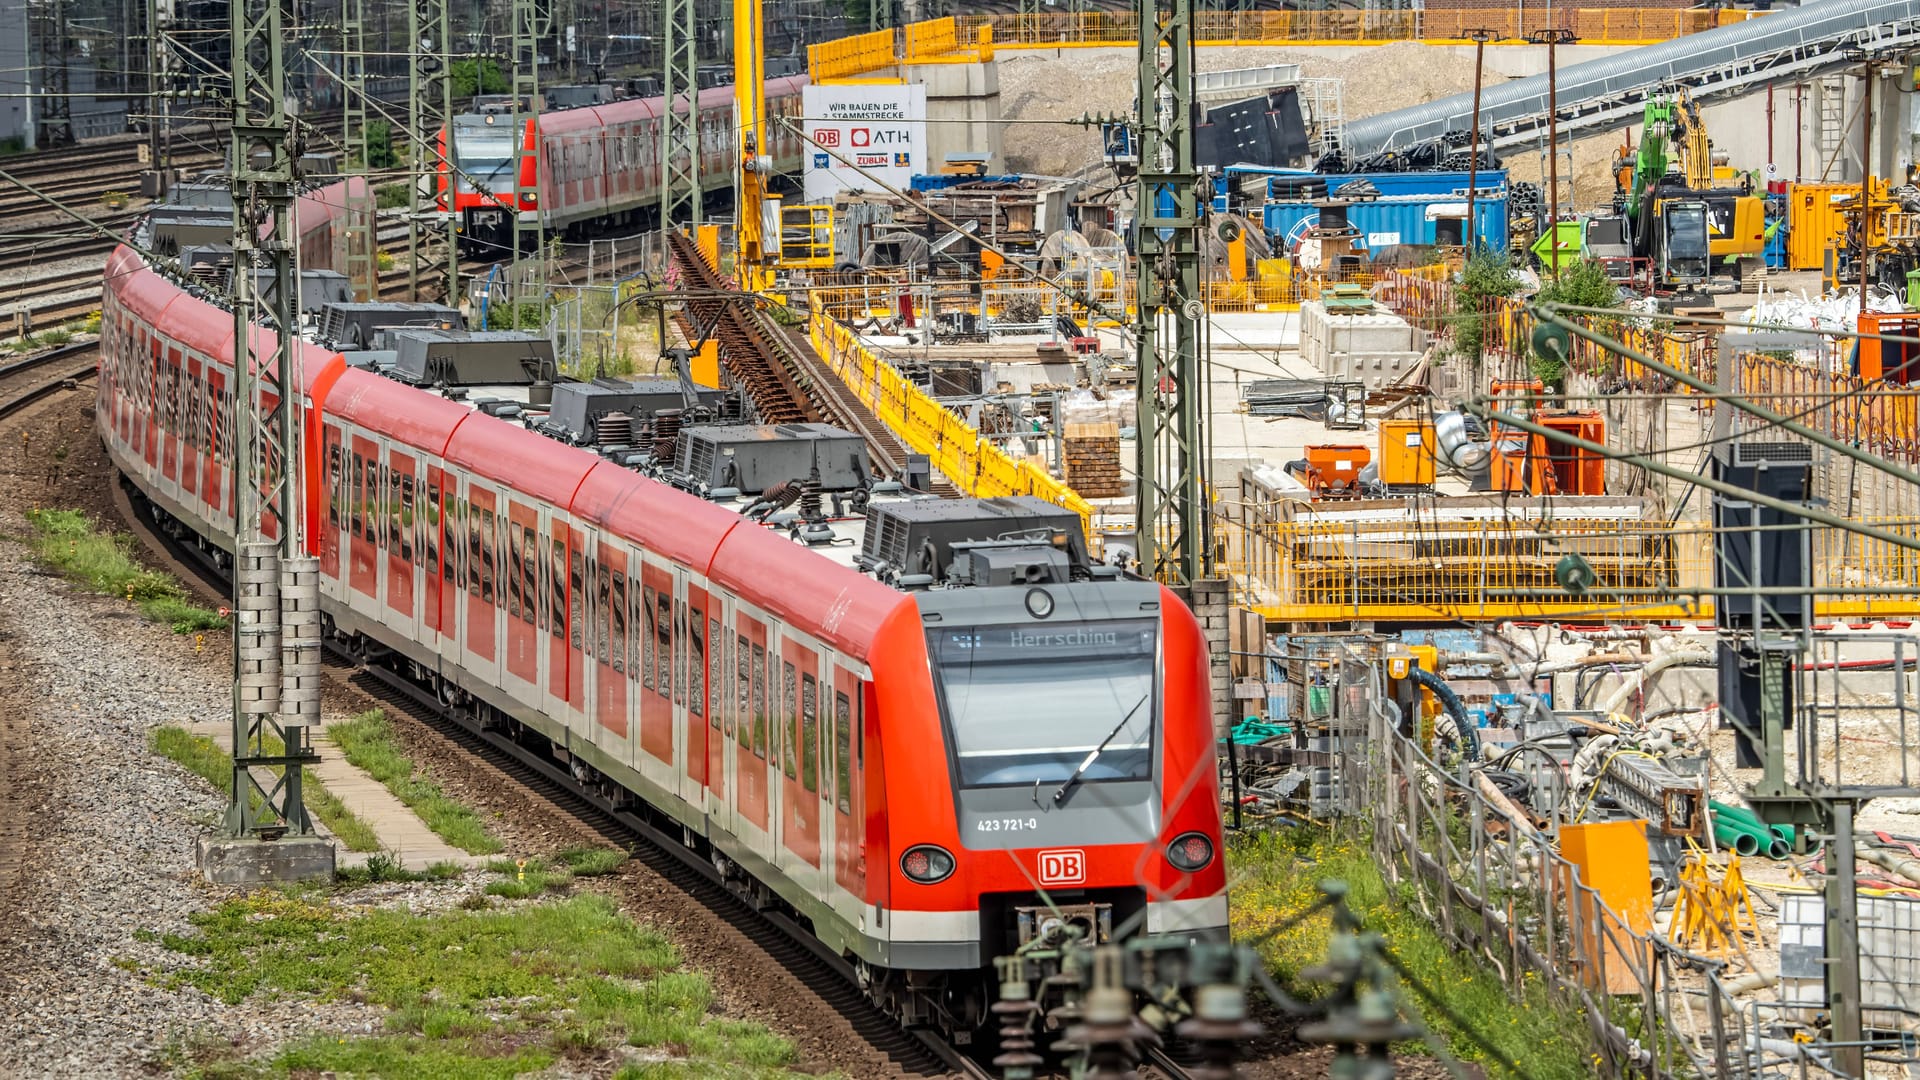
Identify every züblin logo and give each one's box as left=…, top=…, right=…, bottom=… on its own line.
left=1007, top=628, right=1118, bottom=648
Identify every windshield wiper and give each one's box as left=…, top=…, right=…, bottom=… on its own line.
left=1051, top=691, right=1150, bottom=807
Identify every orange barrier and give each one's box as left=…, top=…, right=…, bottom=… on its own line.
left=1736, top=352, right=1920, bottom=464
left=807, top=28, right=896, bottom=82
left=953, top=7, right=1755, bottom=47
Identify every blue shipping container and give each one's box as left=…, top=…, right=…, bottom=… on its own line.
left=1220, top=166, right=1509, bottom=201
left=1263, top=194, right=1509, bottom=253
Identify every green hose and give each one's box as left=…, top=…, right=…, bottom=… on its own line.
left=1711, top=806, right=1789, bottom=859
left=1712, top=800, right=1796, bottom=854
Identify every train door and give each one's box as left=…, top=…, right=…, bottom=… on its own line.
left=733, top=610, right=770, bottom=838
left=503, top=500, right=541, bottom=695
left=831, top=664, right=866, bottom=916
left=637, top=560, right=675, bottom=786
left=778, top=636, right=823, bottom=883
left=682, top=581, right=711, bottom=806
left=203, top=366, right=225, bottom=517
left=565, top=523, right=586, bottom=713
left=158, top=346, right=178, bottom=488
left=385, top=449, right=418, bottom=631
left=594, top=538, right=631, bottom=752
left=320, top=425, right=345, bottom=583
left=464, top=483, right=499, bottom=685
left=543, top=514, right=574, bottom=725
left=704, top=597, right=727, bottom=823
left=141, top=336, right=159, bottom=470
left=178, top=356, right=199, bottom=503
left=416, top=462, right=442, bottom=653
left=347, top=433, right=381, bottom=613
left=427, top=466, right=455, bottom=652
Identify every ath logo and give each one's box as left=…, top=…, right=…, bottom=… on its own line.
left=1037, top=849, right=1085, bottom=887
left=850, top=127, right=871, bottom=147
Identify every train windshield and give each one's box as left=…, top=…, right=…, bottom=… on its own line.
left=454, top=126, right=518, bottom=187
left=927, top=620, right=1157, bottom=788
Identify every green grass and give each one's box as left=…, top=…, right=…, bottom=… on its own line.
left=328, top=709, right=503, bottom=855
left=25, top=509, right=228, bottom=634
left=155, top=891, right=801, bottom=1078
left=151, top=726, right=382, bottom=854
left=1231, top=826, right=1594, bottom=1079
left=559, top=845, right=629, bottom=877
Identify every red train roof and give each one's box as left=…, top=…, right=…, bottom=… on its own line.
left=707, top=519, right=906, bottom=662
left=570, top=461, right=743, bottom=577
left=444, top=408, right=602, bottom=509
left=325, top=366, right=473, bottom=456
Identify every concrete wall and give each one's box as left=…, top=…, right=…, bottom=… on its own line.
left=902, top=59, right=1004, bottom=173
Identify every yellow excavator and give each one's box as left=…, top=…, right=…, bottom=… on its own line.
left=1588, top=90, right=1765, bottom=294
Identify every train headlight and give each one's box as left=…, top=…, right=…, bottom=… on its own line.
left=1166, top=832, right=1214, bottom=872
left=901, top=845, right=955, bottom=884
left=1025, top=587, right=1053, bottom=619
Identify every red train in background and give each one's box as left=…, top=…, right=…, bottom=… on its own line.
left=98, top=181, right=1228, bottom=1037
left=439, top=77, right=811, bottom=256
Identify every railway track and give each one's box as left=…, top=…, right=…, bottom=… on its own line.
left=0, top=342, right=98, bottom=423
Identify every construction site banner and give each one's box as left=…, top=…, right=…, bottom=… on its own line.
left=802, top=84, right=928, bottom=200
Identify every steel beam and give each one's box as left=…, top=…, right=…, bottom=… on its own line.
left=224, top=0, right=316, bottom=843
left=32, top=0, right=75, bottom=148
left=408, top=0, right=456, bottom=302
left=659, top=0, right=700, bottom=228
left=510, top=0, right=548, bottom=289
left=1131, top=0, right=1210, bottom=586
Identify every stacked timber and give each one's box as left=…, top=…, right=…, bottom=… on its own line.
left=1065, top=422, right=1125, bottom=498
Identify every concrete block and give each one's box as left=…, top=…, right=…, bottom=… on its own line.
left=196, top=832, right=335, bottom=886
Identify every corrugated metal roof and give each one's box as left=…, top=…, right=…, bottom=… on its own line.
left=1342, top=0, right=1920, bottom=157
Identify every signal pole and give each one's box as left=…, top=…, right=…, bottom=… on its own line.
left=659, top=0, right=700, bottom=229
left=1132, top=0, right=1210, bottom=587
left=31, top=0, right=75, bottom=148
left=340, top=0, right=374, bottom=300
left=198, top=0, right=333, bottom=885
left=408, top=0, right=456, bottom=302
left=509, top=0, right=548, bottom=311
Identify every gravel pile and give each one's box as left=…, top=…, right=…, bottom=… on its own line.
left=0, top=520, right=381, bottom=1077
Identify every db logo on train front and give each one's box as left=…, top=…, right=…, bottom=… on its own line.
left=1038, top=849, right=1085, bottom=887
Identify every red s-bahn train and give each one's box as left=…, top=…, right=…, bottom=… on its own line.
left=99, top=182, right=1228, bottom=1034
left=439, top=76, right=811, bottom=257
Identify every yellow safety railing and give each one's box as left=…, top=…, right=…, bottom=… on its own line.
left=808, top=310, right=1097, bottom=538
left=807, top=27, right=897, bottom=82
left=903, top=16, right=959, bottom=60
left=776, top=203, right=835, bottom=269
left=953, top=7, right=1755, bottom=47
left=1217, top=505, right=1920, bottom=623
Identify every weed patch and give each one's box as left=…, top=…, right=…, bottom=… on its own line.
left=328, top=709, right=503, bottom=855
left=559, top=846, right=628, bottom=877
left=1231, top=826, right=1592, bottom=1079
left=25, top=509, right=228, bottom=633
left=150, top=726, right=381, bottom=853
left=158, top=891, right=798, bottom=1077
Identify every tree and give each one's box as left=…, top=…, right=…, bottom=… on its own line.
left=1530, top=259, right=1621, bottom=392
left=449, top=58, right=508, bottom=97
left=363, top=121, right=398, bottom=171
left=1449, top=250, right=1523, bottom=368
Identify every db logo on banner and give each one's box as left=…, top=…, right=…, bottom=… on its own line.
left=816, top=129, right=840, bottom=148
left=1038, top=849, right=1085, bottom=887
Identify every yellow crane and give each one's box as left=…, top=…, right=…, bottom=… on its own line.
left=735, top=0, right=773, bottom=294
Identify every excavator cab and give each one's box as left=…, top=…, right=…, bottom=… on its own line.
left=1658, top=201, right=1711, bottom=290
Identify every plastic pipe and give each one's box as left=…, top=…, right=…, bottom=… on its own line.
left=1594, top=648, right=1715, bottom=717
left=1711, top=800, right=1798, bottom=848
left=1711, top=809, right=1769, bottom=858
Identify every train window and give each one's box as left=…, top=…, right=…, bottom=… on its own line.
left=521, top=529, right=537, bottom=626
left=610, top=572, right=627, bottom=673
left=386, top=467, right=402, bottom=551
left=655, top=592, right=673, bottom=698
left=566, top=551, right=583, bottom=651
left=800, top=673, right=818, bottom=794
left=506, top=525, right=524, bottom=619
left=482, top=510, right=498, bottom=604
left=751, top=643, right=767, bottom=759
left=689, top=607, right=705, bottom=717
left=834, top=691, right=852, bottom=815
left=596, top=565, right=611, bottom=661
left=466, top=506, right=482, bottom=599
left=781, top=661, right=798, bottom=781
left=549, top=535, right=566, bottom=639
left=735, top=634, right=751, bottom=746
left=426, top=481, right=442, bottom=580
left=640, top=586, right=656, bottom=689
left=366, top=461, right=382, bottom=544
left=399, top=477, right=415, bottom=563
left=326, top=444, right=342, bottom=527
left=349, top=452, right=365, bottom=539
left=709, top=617, right=723, bottom=730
